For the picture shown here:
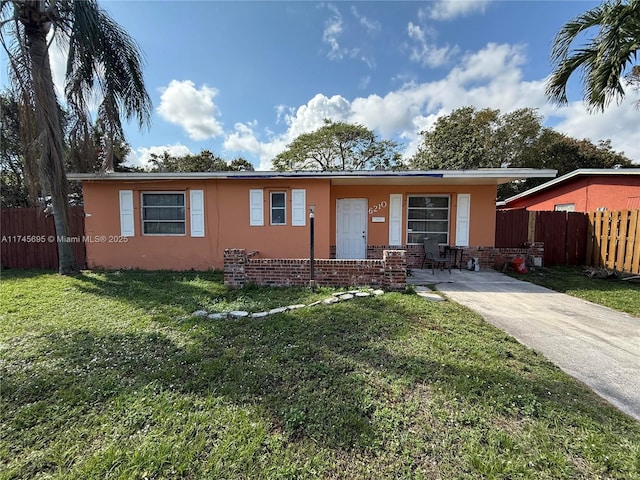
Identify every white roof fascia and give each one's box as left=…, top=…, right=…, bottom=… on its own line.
left=67, top=168, right=558, bottom=182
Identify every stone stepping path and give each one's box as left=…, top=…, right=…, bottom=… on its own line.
left=415, top=286, right=445, bottom=302
left=192, top=289, right=385, bottom=320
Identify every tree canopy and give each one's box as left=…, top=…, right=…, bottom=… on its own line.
left=148, top=150, right=255, bottom=172
left=546, top=0, right=640, bottom=111
left=0, top=89, right=135, bottom=207
left=410, top=107, right=544, bottom=170
left=273, top=120, right=404, bottom=171
left=0, top=90, right=33, bottom=207
left=410, top=106, right=633, bottom=200
left=500, top=130, right=634, bottom=199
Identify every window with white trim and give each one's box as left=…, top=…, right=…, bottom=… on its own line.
left=555, top=203, right=575, bottom=212
left=270, top=192, right=286, bottom=225
left=142, top=192, right=186, bottom=235
left=407, top=195, right=449, bottom=244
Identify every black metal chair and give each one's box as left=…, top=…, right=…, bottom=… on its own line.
left=421, top=237, right=451, bottom=274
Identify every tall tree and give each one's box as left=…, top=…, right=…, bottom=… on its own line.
left=410, top=107, right=544, bottom=170
left=1, top=0, right=152, bottom=273
left=500, top=130, right=633, bottom=199
left=273, top=120, right=404, bottom=171
left=66, top=117, right=132, bottom=174
left=410, top=106, right=633, bottom=200
left=546, top=0, right=640, bottom=111
left=0, top=87, right=43, bottom=206
left=0, top=90, right=32, bottom=207
left=227, top=157, right=255, bottom=171
left=148, top=150, right=255, bottom=172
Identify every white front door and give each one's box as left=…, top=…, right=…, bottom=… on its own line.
left=336, top=199, right=367, bottom=259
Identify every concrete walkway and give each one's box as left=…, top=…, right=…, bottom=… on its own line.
left=408, top=268, right=640, bottom=421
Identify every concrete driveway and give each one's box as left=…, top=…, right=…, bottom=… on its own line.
left=408, top=269, right=640, bottom=420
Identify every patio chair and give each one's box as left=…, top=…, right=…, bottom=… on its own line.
left=421, top=237, right=452, bottom=274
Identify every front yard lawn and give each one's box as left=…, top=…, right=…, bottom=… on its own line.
left=512, top=266, right=640, bottom=316
left=1, top=269, right=639, bottom=479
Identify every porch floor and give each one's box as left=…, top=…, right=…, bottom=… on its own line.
left=406, top=267, right=479, bottom=286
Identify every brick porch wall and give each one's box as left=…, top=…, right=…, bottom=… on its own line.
left=329, top=243, right=544, bottom=271
left=495, top=242, right=544, bottom=270
left=465, top=242, right=545, bottom=270
left=330, top=244, right=425, bottom=268
left=224, top=249, right=406, bottom=289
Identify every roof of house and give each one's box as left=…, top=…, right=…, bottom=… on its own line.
left=498, top=168, right=640, bottom=207
left=67, top=168, right=557, bottom=186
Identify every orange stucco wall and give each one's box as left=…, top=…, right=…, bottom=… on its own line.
left=217, top=179, right=331, bottom=261
left=330, top=184, right=497, bottom=247
left=506, top=176, right=640, bottom=212
left=82, top=179, right=498, bottom=271
left=82, top=179, right=331, bottom=270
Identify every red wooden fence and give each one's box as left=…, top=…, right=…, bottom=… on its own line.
left=1, top=207, right=86, bottom=269
left=496, top=210, right=588, bottom=266
left=495, top=209, right=529, bottom=248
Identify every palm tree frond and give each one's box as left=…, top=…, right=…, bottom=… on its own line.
left=547, top=0, right=640, bottom=111
left=550, top=4, right=607, bottom=62
left=65, top=0, right=152, bottom=128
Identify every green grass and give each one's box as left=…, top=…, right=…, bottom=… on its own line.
left=510, top=266, right=640, bottom=316
left=1, top=269, right=639, bottom=479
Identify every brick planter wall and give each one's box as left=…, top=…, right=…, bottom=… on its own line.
left=494, top=242, right=544, bottom=271
left=224, top=249, right=406, bottom=289
left=330, top=243, right=544, bottom=271
left=367, top=244, right=424, bottom=268
left=330, top=244, right=426, bottom=268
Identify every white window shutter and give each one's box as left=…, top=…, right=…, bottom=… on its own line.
left=119, top=190, right=135, bottom=237
left=291, top=189, right=306, bottom=226
left=190, top=190, right=205, bottom=237
left=249, top=189, right=264, bottom=226
left=456, top=193, right=470, bottom=247
left=389, top=194, right=402, bottom=246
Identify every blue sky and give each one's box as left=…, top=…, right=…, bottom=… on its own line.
left=45, top=1, right=640, bottom=168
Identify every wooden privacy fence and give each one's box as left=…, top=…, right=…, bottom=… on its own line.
left=586, top=210, right=640, bottom=274
left=496, top=209, right=588, bottom=267
left=1, top=207, right=86, bottom=269
left=535, top=211, right=588, bottom=267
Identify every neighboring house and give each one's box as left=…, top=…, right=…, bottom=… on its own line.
left=498, top=168, right=640, bottom=212
left=68, top=169, right=555, bottom=271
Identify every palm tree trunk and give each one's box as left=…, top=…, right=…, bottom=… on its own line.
left=20, top=1, right=77, bottom=274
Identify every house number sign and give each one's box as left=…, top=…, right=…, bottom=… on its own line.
left=368, top=201, right=387, bottom=215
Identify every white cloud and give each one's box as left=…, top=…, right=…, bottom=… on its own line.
left=407, top=22, right=458, bottom=68
left=318, top=4, right=378, bottom=68
left=157, top=80, right=223, bottom=140
left=284, top=93, right=352, bottom=136
left=359, top=75, right=371, bottom=90
left=220, top=41, right=639, bottom=169
left=428, top=0, right=492, bottom=21
left=449, top=43, right=527, bottom=85
left=224, top=94, right=353, bottom=170
left=351, top=6, right=380, bottom=33
left=224, top=123, right=265, bottom=156
left=322, top=3, right=360, bottom=61
left=323, top=4, right=345, bottom=60
left=275, top=104, right=293, bottom=124
left=125, top=144, right=192, bottom=169
left=224, top=123, right=287, bottom=171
